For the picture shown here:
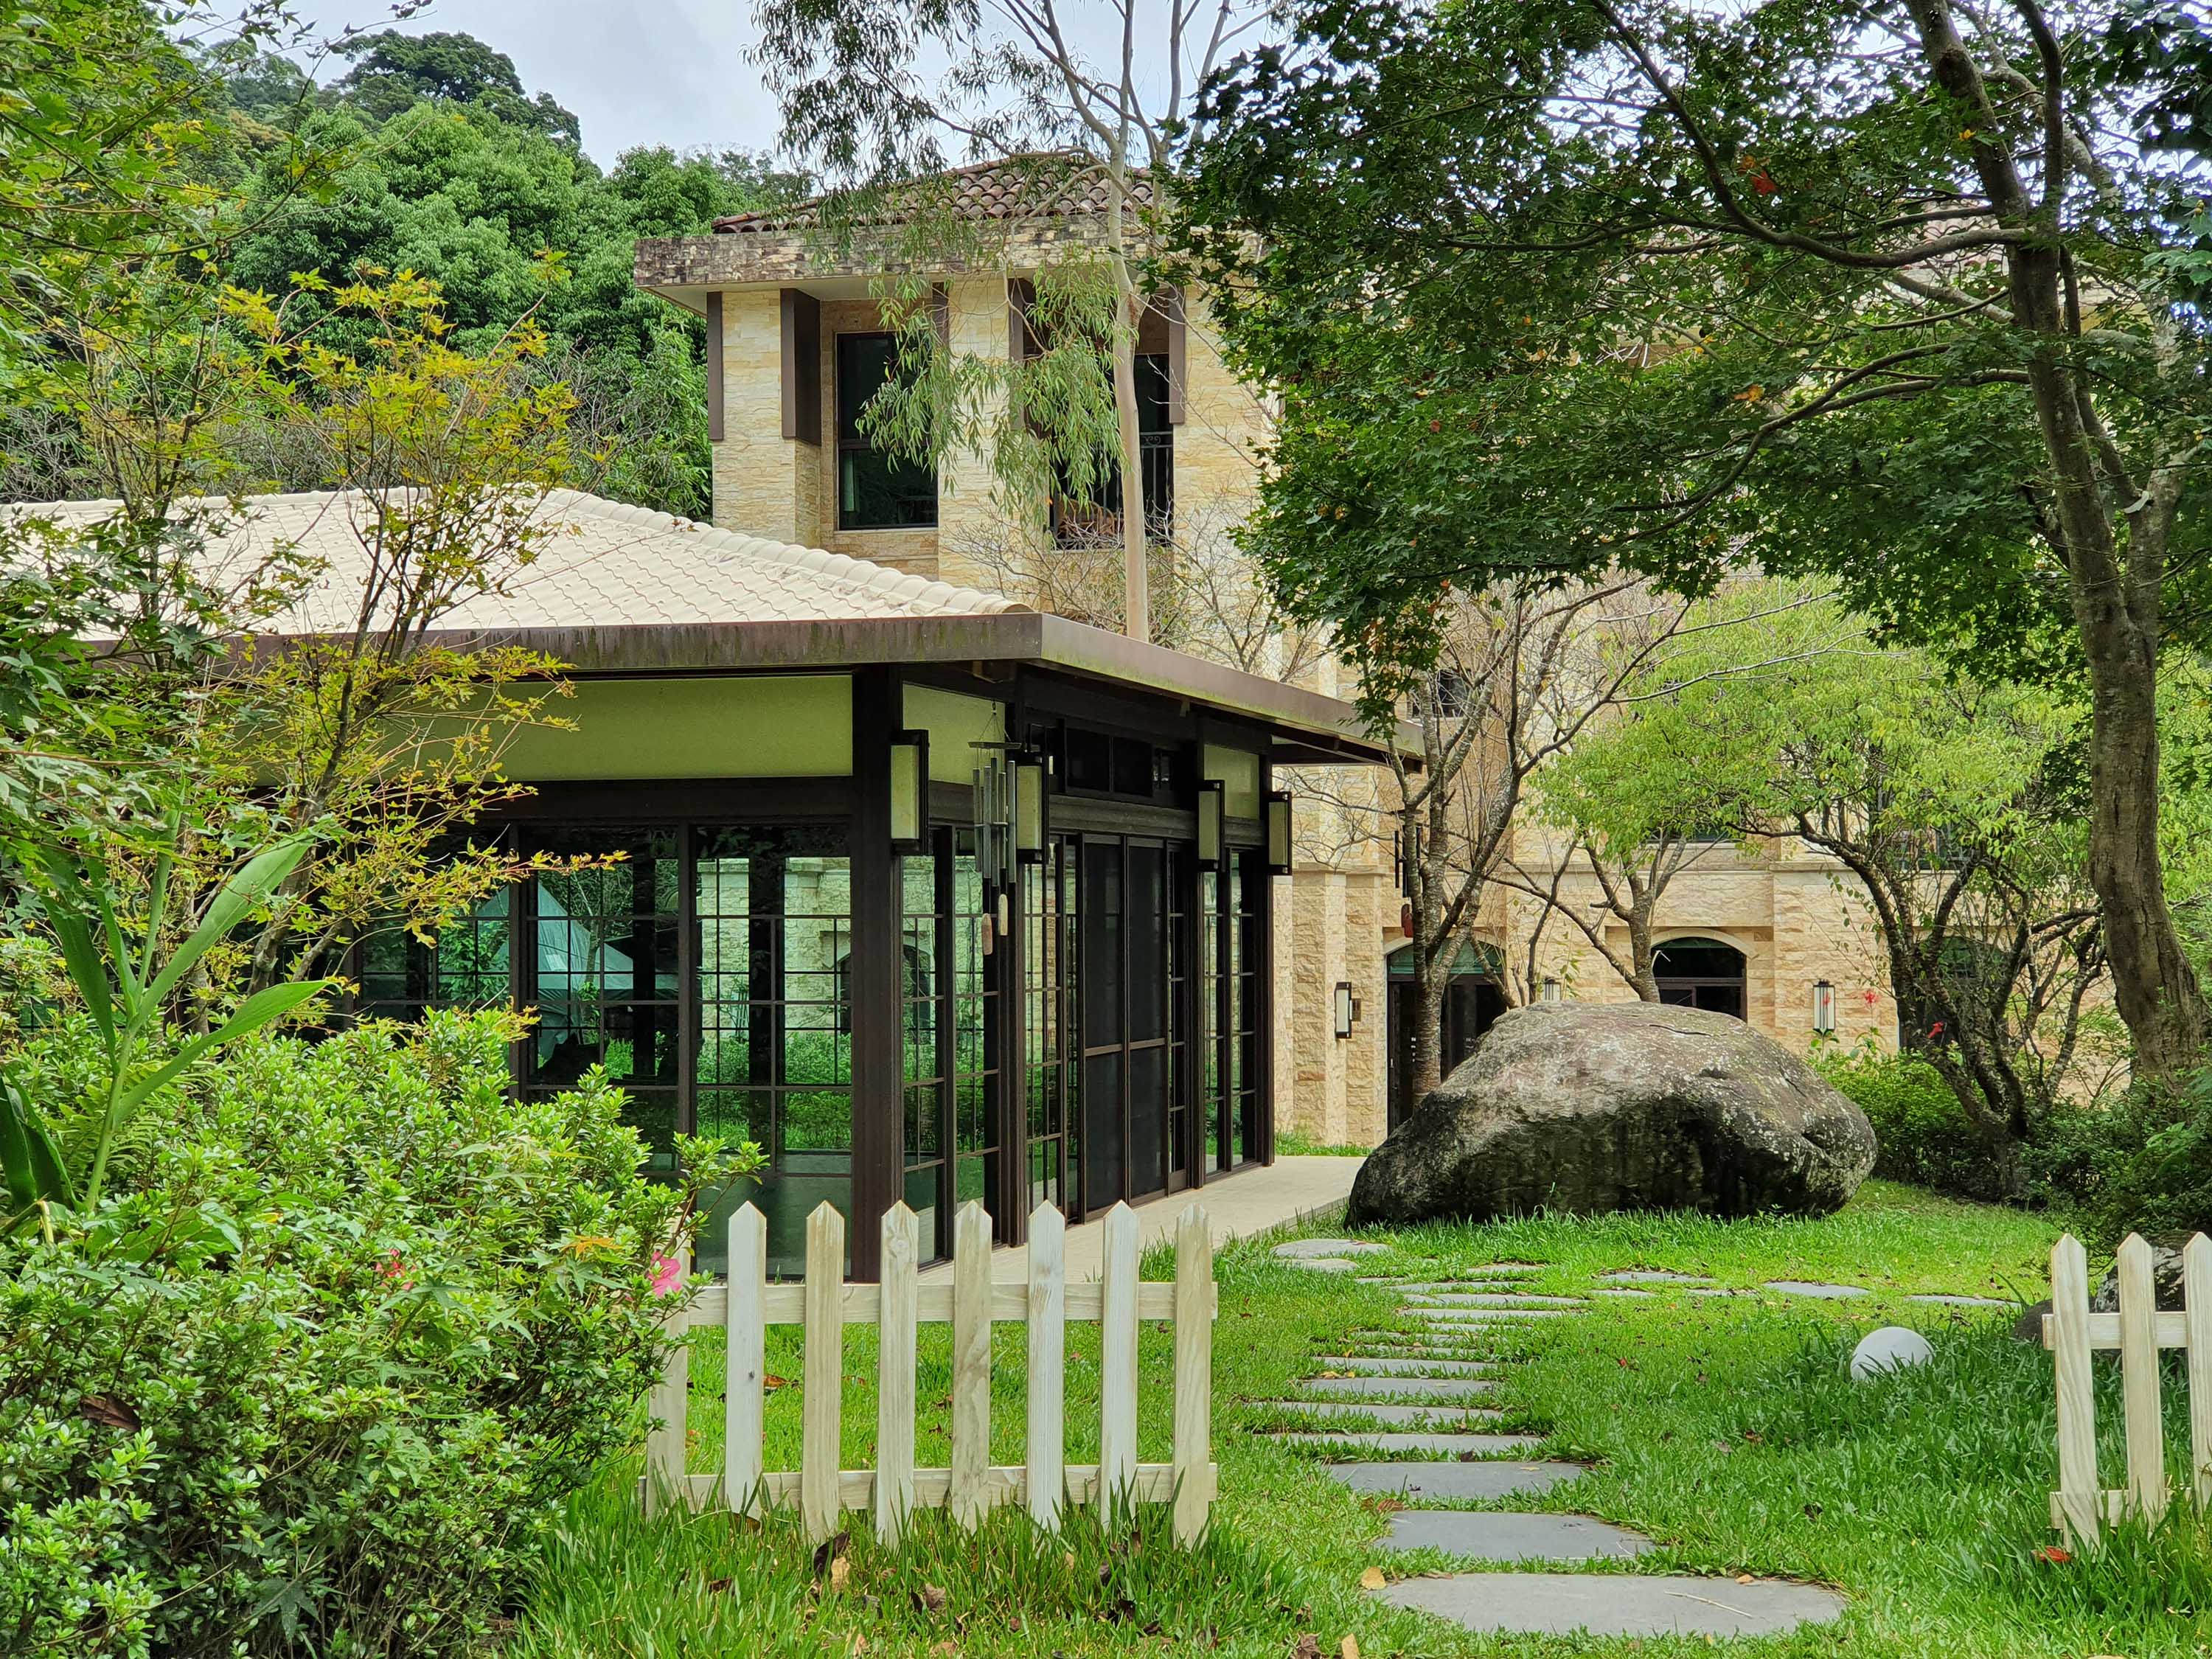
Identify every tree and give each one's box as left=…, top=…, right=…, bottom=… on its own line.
left=331, top=29, right=582, bottom=145
left=1180, top=0, right=2212, bottom=1077
left=753, top=0, right=1271, bottom=641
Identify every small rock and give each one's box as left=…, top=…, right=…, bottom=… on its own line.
left=2091, top=1245, right=2188, bottom=1312
left=1849, top=1326, right=1934, bottom=1381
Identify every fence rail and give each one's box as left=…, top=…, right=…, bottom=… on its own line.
left=2042, top=1231, right=2212, bottom=1545
left=642, top=1196, right=1217, bottom=1546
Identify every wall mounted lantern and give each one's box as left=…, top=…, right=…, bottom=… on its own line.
left=1265, top=790, right=1293, bottom=874
left=888, top=729, right=929, bottom=855
left=1196, top=779, right=1225, bottom=869
left=1541, top=976, right=1562, bottom=1004
left=1812, top=979, right=1837, bottom=1034
left=1333, top=981, right=1357, bottom=1040
left=1014, top=749, right=1048, bottom=863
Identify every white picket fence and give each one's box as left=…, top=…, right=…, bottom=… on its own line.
left=642, top=1197, right=1218, bottom=1546
left=2043, top=1231, right=2212, bottom=1545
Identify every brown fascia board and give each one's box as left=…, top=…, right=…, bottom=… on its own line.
left=239, top=611, right=1415, bottom=765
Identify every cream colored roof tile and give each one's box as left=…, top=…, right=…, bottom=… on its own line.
left=5, top=487, right=1025, bottom=632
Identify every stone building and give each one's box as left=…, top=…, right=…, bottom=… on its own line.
left=633, top=157, right=1899, bottom=1155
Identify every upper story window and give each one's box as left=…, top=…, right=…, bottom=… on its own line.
left=836, top=333, right=939, bottom=530
left=1051, top=353, right=1173, bottom=546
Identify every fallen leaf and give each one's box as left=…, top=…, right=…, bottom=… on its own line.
left=1340, top=1638, right=1361, bottom=1659
left=764, top=1373, right=790, bottom=1391
left=930, top=1644, right=958, bottom=1658
left=2034, top=1545, right=2072, bottom=1565
left=1358, top=1566, right=1386, bottom=1590
left=916, top=1583, right=949, bottom=1612
left=1736, top=1574, right=1754, bottom=1585
left=812, top=1531, right=849, bottom=1577
left=1062, top=1551, right=1077, bottom=1571
left=80, top=1395, right=139, bottom=1431
left=829, top=1557, right=851, bottom=1591
left=1293, top=1636, right=1323, bottom=1659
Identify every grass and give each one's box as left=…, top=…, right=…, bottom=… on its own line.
left=509, top=1181, right=2212, bottom=1656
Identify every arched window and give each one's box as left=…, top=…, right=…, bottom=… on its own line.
left=1653, top=936, right=1746, bottom=1020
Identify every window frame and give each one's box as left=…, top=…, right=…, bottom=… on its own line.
left=835, top=330, right=939, bottom=531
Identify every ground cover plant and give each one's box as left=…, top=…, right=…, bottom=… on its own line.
left=508, top=1180, right=2212, bottom=1657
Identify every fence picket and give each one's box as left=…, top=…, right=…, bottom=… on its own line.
left=2118, top=1234, right=2168, bottom=1523
left=2189, top=1236, right=2212, bottom=1511
left=1099, top=1202, right=1140, bottom=1518
left=640, top=1197, right=1214, bottom=1546
left=876, top=1203, right=919, bottom=1545
left=1172, top=1204, right=1213, bottom=1545
left=950, top=1202, right=993, bottom=1529
left=1026, top=1202, right=1067, bottom=1533
left=726, top=1205, right=768, bottom=1516
left=2049, top=1234, right=2100, bottom=1548
left=645, top=1258, right=689, bottom=1516
left=801, top=1203, right=846, bottom=1545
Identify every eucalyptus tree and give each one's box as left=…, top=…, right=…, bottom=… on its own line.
left=752, top=0, right=1272, bottom=639
left=1180, top=0, right=2212, bottom=1077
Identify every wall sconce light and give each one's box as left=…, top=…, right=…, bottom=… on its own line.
left=1812, top=979, right=1837, bottom=1034
left=1333, top=981, right=1357, bottom=1040
left=1196, top=779, right=1225, bottom=868
left=1265, top=789, right=1293, bottom=874
left=1541, top=976, right=1562, bottom=1004
left=888, top=729, right=928, bottom=855
left=1014, top=749, right=1048, bottom=863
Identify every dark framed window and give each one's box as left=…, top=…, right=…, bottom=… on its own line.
left=837, top=333, right=938, bottom=529
left=1653, top=936, right=1747, bottom=1020
left=1051, top=353, right=1173, bottom=544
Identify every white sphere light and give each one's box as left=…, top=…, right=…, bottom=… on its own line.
left=1848, top=1325, right=1935, bottom=1382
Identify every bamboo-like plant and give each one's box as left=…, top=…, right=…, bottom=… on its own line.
left=1, top=833, right=332, bottom=1234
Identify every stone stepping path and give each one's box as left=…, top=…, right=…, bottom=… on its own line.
left=1303, top=1375, right=1500, bottom=1399
left=1313, top=1356, right=1495, bottom=1377
left=1380, top=1510, right=1655, bottom=1562
left=1276, top=1430, right=1545, bottom=1455
left=1764, top=1279, right=1869, bottom=1299
left=1268, top=1241, right=1846, bottom=1641
left=1284, top=1257, right=1363, bottom=1273
left=1275, top=1237, right=1388, bottom=1259
left=1907, top=1293, right=2011, bottom=1307
left=1378, top=1573, right=1846, bottom=1638
left=1253, top=1400, right=1506, bottom=1427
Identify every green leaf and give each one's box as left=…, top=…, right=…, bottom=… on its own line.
left=114, top=978, right=333, bottom=1120
left=146, top=838, right=314, bottom=1006
left=0, top=1066, right=74, bottom=1213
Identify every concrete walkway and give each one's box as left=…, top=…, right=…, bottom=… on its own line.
left=919, top=1154, right=1360, bottom=1285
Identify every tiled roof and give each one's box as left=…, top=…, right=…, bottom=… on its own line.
left=713, top=153, right=1155, bottom=235
left=7, top=489, right=1025, bottom=635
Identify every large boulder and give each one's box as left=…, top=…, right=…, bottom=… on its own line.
left=1347, top=1001, right=1877, bottom=1228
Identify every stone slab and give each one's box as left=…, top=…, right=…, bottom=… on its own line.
left=1686, top=1287, right=1742, bottom=1298
left=1593, top=1288, right=1656, bottom=1300
left=1312, top=1356, right=1497, bottom=1377
left=1376, top=1572, right=1846, bottom=1638
left=1408, top=1293, right=1587, bottom=1307
left=1379, top=1510, right=1656, bottom=1562
left=1301, top=1375, right=1500, bottom=1399
left=1285, top=1257, right=1361, bottom=1273
left=1403, top=1307, right=1573, bottom=1321
left=1276, top=1238, right=1389, bottom=1259
left=1389, top=1281, right=1524, bottom=1294
left=1272, top=1430, right=1545, bottom=1455
left=1906, top=1293, right=2012, bottom=1307
left=1324, top=1461, right=1586, bottom=1500
left=1764, top=1280, right=1870, bottom=1299
left=1600, top=1270, right=1714, bottom=1284
left=1252, top=1401, right=1507, bottom=1426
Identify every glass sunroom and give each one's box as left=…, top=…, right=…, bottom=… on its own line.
left=201, top=490, right=1397, bottom=1280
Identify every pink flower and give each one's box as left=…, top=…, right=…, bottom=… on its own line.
left=378, top=1250, right=414, bottom=1289
left=649, top=1253, right=682, bottom=1298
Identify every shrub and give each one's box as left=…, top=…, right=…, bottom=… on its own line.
left=1815, top=1043, right=2015, bottom=1201
left=0, top=1010, right=731, bottom=1659
left=2032, top=1071, right=2212, bottom=1246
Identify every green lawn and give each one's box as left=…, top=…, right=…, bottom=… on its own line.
left=509, top=1182, right=2212, bottom=1657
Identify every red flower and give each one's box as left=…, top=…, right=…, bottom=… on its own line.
left=2034, top=1545, right=2071, bottom=1564
left=1927, top=1021, right=1945, bottom=1037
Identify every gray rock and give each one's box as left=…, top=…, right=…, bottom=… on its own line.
left=2013, top=1298, right=2052, bottom=1343
left=2093, top=1245, right=2189, bottom=1312
left=1347, top=1003, right=1875, bottom=1227
left=1284, top=1257, right=1360, bottom=1273
left=1325, top=1461, right=1585, bottom=1500
left=1375, top=1572, right=1846, bottom=1638
left=1849, top=1325, right=1935, bottom=1380
left=1764, top=1280, right=1870, bottom=1299
left=1379, top=1511, right=1655, bottom=1562
left=1275, top=1237, right=1389, bottom=1259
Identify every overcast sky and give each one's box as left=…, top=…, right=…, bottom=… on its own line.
left=274, top=0, right=1222, bottom=169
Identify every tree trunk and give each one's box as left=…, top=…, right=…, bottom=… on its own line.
left=1409, top=956, right=1447, bottom=1099
left=1113, top=299, right=1147, bottom=641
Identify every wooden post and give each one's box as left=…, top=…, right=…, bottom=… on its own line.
left=801, top=1203, right=846, bottom=1544
left=950, top=1201, right=993, bottom=1528
left=2118, top=1233, right=2168, bottom=1523
left=2050, top=1234, right=2100, bottom=1546
left=1026, top=1201, right=1067, bottom=1532
left=645, top=1258, right=689, bottom=1516
left=1099, top=1201, right=1140, bottom=1518
left=1172, top=1203, right=1213, bottom=1545
left=726, top=1204, right=768, bottom=1517
left=876, top=1203, right=919, bottom=1544
left=2188, top=1234, right=2212, bottom=1512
